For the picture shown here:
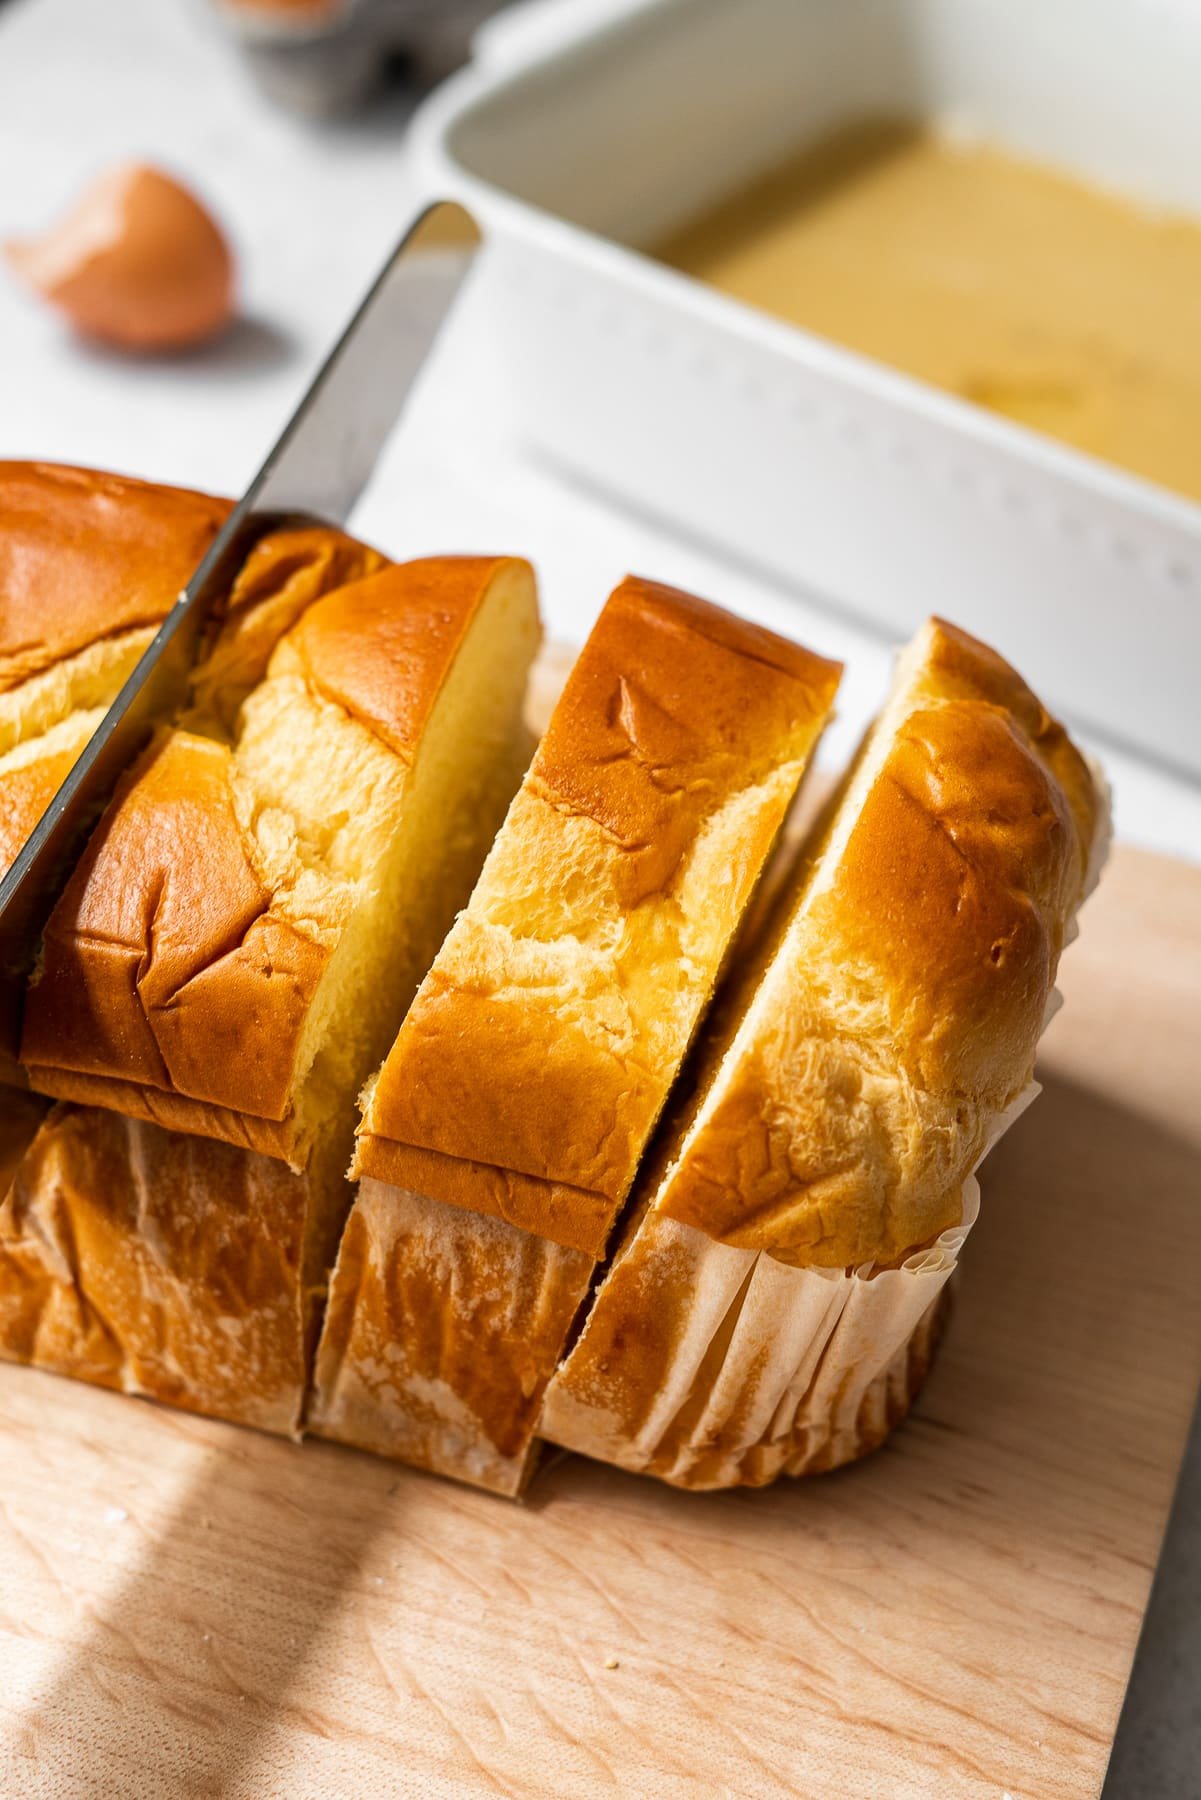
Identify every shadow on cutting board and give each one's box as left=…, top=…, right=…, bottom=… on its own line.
left=18, top=1429, right=399, bottom=1800
left=12, top=1068, right=1201, bottom=1798
left=948, top=1068, right=1201, bottom=1428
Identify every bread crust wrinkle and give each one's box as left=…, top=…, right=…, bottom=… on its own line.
left=25, top=728, right=327, bottom=1126
left=357, top=574, right=842, bottom=1248
left=653, top=617, right=1099, bottom=1270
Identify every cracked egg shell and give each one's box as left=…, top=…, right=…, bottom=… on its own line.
left=5, top=163, right=235, bottom=352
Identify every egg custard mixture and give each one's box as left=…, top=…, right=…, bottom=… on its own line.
left=659, top=121, right=1201, bottom=504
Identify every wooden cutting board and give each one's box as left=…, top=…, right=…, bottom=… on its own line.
left=2, top=827, right=1200, bottom=1798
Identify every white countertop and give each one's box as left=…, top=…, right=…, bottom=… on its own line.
left=2, top=0, right=1199, bottom=864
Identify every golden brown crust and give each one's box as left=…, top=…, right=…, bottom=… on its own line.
left=187, top=524, right=387, bottom=734
left=351, top=1136, right=614, bottom=1259
left=532, top=578, right=842, bottom=902
left=0, top=461, right=229, bottom=693
left=22, top=557, right=536, bottom=1162
left=921, top=616, right=1099, bottom=862
left=357, top=575, right=841, bottom=1250
left=23, top=728, right=325, bottom=1124
left=19, top=1064, right=308, bottom=1161
left=654, top=617, right=1101, bottom=1268
left=0, top=1102, right=333, bottom=1434
left=290, top=557, right=505, bottom=761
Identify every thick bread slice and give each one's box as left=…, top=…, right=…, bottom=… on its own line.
left=0, top=1102, right=349, bottom=1436
left=355, top=576, right=843, bottom=1251
left=645, top=615, right=1100, bottom=1267
left=312, top=580, right=841, bottom=1492
left=23, top=557, right=541, bottom=1168
left=539, top=617, right=1105, bottom=1486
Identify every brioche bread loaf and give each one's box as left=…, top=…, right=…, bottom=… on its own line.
left=539, top=618, right=1106, bottom=1488
left=22, top=557, right=542, bottom=1168
left=0, top=468, right=388, bottom=1423
left=1, top=471, right=1109, bottom=1500
left=311, top=577, right=841, bottom=1493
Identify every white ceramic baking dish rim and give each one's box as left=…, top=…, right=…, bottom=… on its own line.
left=404, top=0, right=1201, bottom=779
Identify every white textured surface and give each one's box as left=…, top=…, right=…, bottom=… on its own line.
left=0, top=0, right=1198, bottom=872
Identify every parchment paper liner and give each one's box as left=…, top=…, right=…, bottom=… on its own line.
left=540, top=762, right=1112, bottom=1490
left=0, top=1105, right=329, bottom=1436
left=540, top=1060, right=1048, bottom=1489
left=308, top=1176, right=593, bottom=1497
left=539, top=1170, right=980, bottom=1489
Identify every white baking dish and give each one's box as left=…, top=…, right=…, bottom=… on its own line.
left=406, top=0, right=1201, bottom=778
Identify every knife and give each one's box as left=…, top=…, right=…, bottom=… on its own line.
left=0, top=197, right=483, bottom=1075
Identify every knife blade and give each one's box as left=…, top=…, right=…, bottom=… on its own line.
left=0, top=197, right=482, bottom=1077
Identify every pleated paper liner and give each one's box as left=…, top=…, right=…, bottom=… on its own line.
left=539, top=1171, right=980, bottom=1490
left=539, top=762, right=1113, bottom=1491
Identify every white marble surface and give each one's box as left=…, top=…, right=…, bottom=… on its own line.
left=0, top=0, right=1199, bottom=863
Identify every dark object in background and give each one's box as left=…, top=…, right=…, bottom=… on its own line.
left=213, top=0, right=505, bottom=114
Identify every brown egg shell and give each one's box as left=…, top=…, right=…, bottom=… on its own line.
left=5, top=163, right=236, bottom=353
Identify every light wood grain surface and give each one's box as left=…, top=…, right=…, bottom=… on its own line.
left=1, top=841, right=1199, bottom=1799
